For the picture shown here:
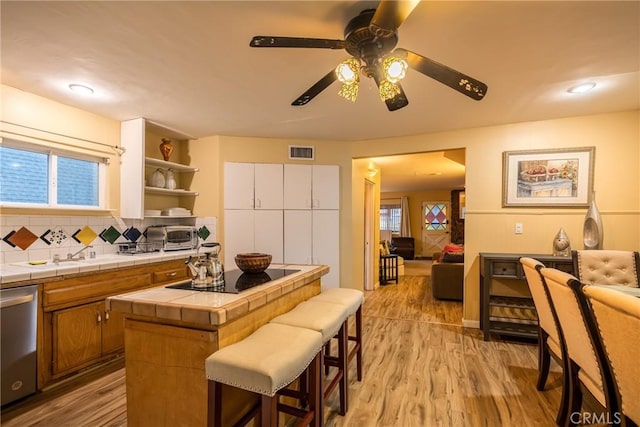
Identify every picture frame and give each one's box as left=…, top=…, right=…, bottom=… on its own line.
left=502, top=147, right=595, bottom=207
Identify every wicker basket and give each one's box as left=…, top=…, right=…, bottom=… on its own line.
left=520, top=165, right=547, bottom=182
left=234, top=253, right=272, bottom=273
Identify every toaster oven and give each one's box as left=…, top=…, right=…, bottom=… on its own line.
left=146, top=226, right=199, bottom=251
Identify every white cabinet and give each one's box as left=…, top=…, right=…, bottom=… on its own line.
left=284, top=164, right=339, bottom=210
left=120, top=118, right=197, bottom=219
left=224, top=162, right=283, bottom=210
left=284, top=210, right=339, bottom=288
left=224, top=210, right=283, bottom=267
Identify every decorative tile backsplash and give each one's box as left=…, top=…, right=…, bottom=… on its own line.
left=0, top=215, right=217, bottom=264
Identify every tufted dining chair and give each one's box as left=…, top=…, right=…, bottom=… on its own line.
left=520, top=258, right=568, bottom=426
left=583, top=285, right=640, bottom=426
left=539, top=267, right=620, bottom=427
left=572, top=250, right=640, bottom=288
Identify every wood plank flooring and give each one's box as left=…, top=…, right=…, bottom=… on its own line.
left=1, top=271, right=562, bottom=426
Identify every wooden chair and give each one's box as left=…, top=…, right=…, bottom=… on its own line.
left=539, top=268, right=620, bottom=427
left=520, top=257, right=568, bottom=426
left=584, top=285, right=640, bottom=426
left=572, top=250, right=640, bottom=287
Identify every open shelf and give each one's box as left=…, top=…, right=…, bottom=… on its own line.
left=145, top=157, right=198, bottom=172
left=144, top=186, right=198, bottom=196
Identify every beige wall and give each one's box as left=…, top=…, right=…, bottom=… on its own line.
left=0, top=85, right=121, bottom=215
left=381, top=189, right=452, bottom=257
left=352, top=110, right=640, bottom=324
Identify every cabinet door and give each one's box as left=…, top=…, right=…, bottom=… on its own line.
left=224, top=210, right=255, bottom=267
left=102, top=304, right=125, bottom=355
left=284, top=210, right=312, bottom=264
left=312, top=165, right=339, bottom=210
left=284, top=165, right=312, bottom=209
left=224, top=162, right=255, bottom=209
left=254, top=163, right=283, bottom=209
left=254, top=210, right=284, bottom=263
left=52, top=302, right=103, bottom=374
left=313, top=210, right=340, bottom=289
left=120, top=118, right=146, bottom=218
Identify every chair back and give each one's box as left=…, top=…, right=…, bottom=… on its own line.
left=539, top=268, right=605, bottom=401
left=584, top=285, right=640, bottom=424
left=572, top=250, right=640, bottom=288
left=520, top=257, right=560, bottom=344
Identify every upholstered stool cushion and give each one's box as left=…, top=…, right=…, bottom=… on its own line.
left=270, top=301, right=349, bottom=342
left=205, top=323, right=322, bottom=397
left=309, top=288, right=364, bottom=315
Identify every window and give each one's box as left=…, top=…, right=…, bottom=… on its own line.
left=380, top=202, right=401, bottom=233
left=0, top=143, right=104, bottom=208
left=424, top=202, right=448, bottom=231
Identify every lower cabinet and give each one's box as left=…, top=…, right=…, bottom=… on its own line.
left=52, top=301, right=124, bottom=375
left=40, top=259, right=188, bottom=388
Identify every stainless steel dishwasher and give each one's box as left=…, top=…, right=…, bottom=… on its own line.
left=1, top=284, right=38, bottom=406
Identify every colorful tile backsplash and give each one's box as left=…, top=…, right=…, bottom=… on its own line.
left=0, top=215, right=217, bottom=264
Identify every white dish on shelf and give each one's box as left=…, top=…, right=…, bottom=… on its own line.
left=144, top=209, right=162, bottom=216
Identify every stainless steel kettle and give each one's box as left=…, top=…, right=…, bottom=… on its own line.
left=185, top=243, right=224, bottom=288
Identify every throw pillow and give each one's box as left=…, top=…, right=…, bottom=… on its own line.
left=442, top=252, right=464, bottom=263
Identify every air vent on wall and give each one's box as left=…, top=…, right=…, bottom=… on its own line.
left=289, top=145, right=314, bottom=160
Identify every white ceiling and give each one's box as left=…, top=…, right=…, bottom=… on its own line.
left=2, top=1, right=638, bottom=191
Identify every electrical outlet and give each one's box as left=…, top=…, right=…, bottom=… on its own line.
left=515, top=223, right=524, bottom=234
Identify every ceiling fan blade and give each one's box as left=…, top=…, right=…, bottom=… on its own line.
left=292, top=70, right=338, bottom=106
left=372, top=73, right=409, bottom=111
left=395, top=48, right=488, bottom=101
left=250, top=36, right=345, bottom=49
left=369, top=0, right=420, bottom=38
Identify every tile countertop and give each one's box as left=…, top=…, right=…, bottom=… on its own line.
left=106, top=264, right=328, bottom=327
left=0, top=248, right=217, bottom=286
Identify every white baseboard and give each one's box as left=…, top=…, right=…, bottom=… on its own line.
left=462, top=319, right=480, bottom=329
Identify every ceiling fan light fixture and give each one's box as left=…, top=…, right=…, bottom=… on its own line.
left=338, top=82, right=359, bottom=102
left=378, top=79, right=401, bottom=101
left=335, top=58, right=360, bottom=85
left=382, top=56, right=407, bottom=83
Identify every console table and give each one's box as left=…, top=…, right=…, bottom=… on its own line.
left=479, top=253, right=573, bottom=341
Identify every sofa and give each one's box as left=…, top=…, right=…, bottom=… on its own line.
left=390, top=237, right=415, bottom=260
left=431, top=248, right=464, bottom=301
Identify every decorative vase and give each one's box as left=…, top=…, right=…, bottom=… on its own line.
left=150, top=168, right=165, bottom=188
left=583, top=194, right=603, bottom=249
left=552, top=227, right=571, bottom=256
left=159, top=138, right=174, bottom=162
left=165, top=168, right=176, bottom=190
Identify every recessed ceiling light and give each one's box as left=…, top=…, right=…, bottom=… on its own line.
left=68, top=83, right=94, bottom=95
left=567, top=82, right=596, bottom=94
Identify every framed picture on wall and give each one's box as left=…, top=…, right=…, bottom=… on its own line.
left=502, top=147, right=595, bottom=207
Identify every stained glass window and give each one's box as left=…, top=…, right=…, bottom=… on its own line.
left=424, top=203, right=448, bottom=231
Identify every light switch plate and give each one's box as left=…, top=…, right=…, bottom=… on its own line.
left=515, top=223, right=524, bottom=234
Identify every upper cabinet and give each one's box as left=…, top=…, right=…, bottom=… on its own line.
left=224, top=162, right=283, bottom=210
left=120, top=118, right=198, bottom=219
left=284, top=164, right=339, bottom=210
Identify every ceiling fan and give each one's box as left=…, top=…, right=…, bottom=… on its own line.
left=249, top=0, right=488, bottom=111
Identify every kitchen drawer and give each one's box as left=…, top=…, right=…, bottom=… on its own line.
left=153, top=264, right=188, bottom=284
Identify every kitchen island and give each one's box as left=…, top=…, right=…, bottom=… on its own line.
left=106, top=264, right=328, bottom=426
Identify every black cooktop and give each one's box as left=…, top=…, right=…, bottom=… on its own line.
left=165, top=268, right=300, bottom=294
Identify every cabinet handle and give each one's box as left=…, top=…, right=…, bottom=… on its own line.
left=256, top=198, right=262, bottom=208
left=97, top=312, right=102, bottom=323
left=105, top=311, right=110, bottom=321
left=250, top=197, right=255, bottom=208
left=166, top=271, right=177, bottom=277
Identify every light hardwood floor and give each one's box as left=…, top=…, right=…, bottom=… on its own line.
left=1, top=271, right=562, bottom=426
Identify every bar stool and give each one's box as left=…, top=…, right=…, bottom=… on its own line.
left=205, top=323, right=323, bottom=427
left=270, top=300, right=350, bottom=419
left=309, top=288, right=364, bottom=382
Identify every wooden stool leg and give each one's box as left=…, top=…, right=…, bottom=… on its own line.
left=261, top=394, right=278, bottom=427
left=207, top=380, right=223, bottom=427
left=354, top=307, right=363, bottom=381
left=308, top=352, right=323, bottom=427
left=338, top=322, right=348, bottom=415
